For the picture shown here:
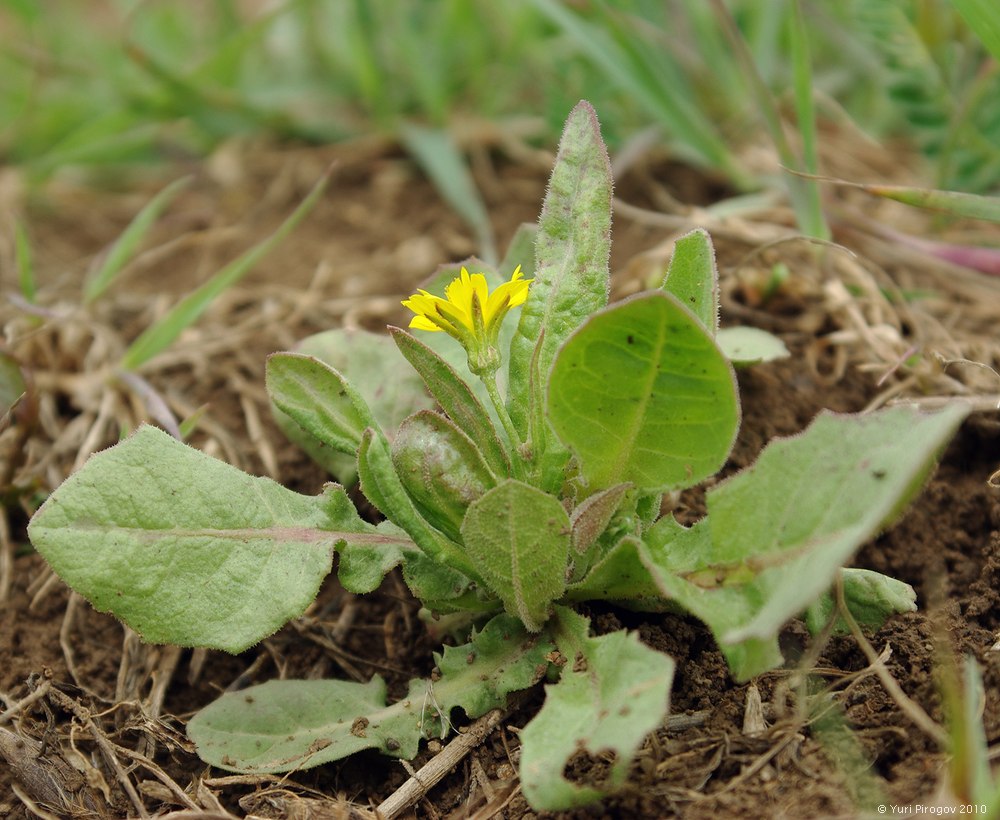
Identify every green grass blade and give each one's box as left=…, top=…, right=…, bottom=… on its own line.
left=805, top=172, right=1000, bottom=222
left=789, top=0, right=829, bottom=239
left=120, top=169, right=329, bottom=371
left=528, top=0, right=748, bottom=187
left=14, top=220, right=36, bottom=303
left=707, top=0, right=826, bottom=237
left=399, top=123, right=497, bottom=265
left=84, top=176, right=192, bottom=305
left=951, top=0, right=1000, bottom=63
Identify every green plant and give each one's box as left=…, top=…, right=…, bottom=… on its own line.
left=27, top=102, right=968, bottom=811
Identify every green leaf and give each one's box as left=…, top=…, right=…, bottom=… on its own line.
left=547, top=291, right=739, bottom=493
left=266, top=352, right=378, bottom=456
left=570, top=483, right=630, bottom=555
left=519, top=607, right=675, bottom=810
left=508, top=101, right=612, bottom=440
left=273, top=328, right=435, bottom=482
left=84, top=176, right=191, bottom=304
left=638, top=517, right=785, bottom=679
left=120, top=170, right=328, bottom=371
left=566, top=535, right=663, bottom=604
left=357, top=428, right=482, bottom=585
left=460, top=479, right=570, bottom=631
left=716, top=326, right=790, bottom=365
left=951, top=0, right=1000, bottom=70
left=27, top=425, right=405, bottom=652
left=389, top=327, right=509, bottom=477
left=189, top=613, right=553, bottom=773
left=661, top=228, right=719, bottom=334
left=640, top=404, right=969, bottom=680
left=335, top=521, right=410, bottom=594
left=392, top=410, right=498, bottom=542
left=804, top=568, right=916, bottom=635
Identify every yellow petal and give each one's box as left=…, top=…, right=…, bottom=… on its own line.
left=408, top=314, right=442, bottom=331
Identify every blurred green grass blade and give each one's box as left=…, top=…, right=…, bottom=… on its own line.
left=789, top=0, right=829, bottom=240
left=951, top=0, right=1000, bottom=63
left=14, top=220, right=36, bottom=303
left=399, top=123, right=497, bottom=265
left=121, top=169, right=330, bottom=372
left=866, top=183, right=1000, bottom=221
left=708, top=0, right=826, bottom=237
left=528, top=0, right=748, bottom=188
left=84, top=176, right=192, bottom=305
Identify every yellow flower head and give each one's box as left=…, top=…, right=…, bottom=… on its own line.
left=403, top=266, right=530, bottom=336
left=401, top=265, right=532, bottom=375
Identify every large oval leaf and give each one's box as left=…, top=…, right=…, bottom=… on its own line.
left=547, top=291, right=739, bottom=493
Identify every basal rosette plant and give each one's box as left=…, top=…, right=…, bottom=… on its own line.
left=28, top=102, right=968, bottom=811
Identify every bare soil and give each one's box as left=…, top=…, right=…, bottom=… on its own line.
left=2, top=134, right=1000, bottom=819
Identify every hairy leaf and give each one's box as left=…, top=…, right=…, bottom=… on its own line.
left=461, top=480, right=570, bottom=631
left=508, top=101, right=612, bottom=439
left=189, top=614, right=553, bottom=772
left=272, top=328, right=433, bottom=481
left=660, top=228, right=718, bottom=333
left=548, top=291, right=739, bottom=493
left=390, top=327, right=509, bottom=477
left=519, top=607, right=674, bottom=810
left=392, top=410, right=497, bottom=541
left=27, top=425, right=403, bottom=652
left=640, top=404, right=968, bottom=680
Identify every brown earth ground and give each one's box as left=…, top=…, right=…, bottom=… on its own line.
left=1, top=131, right=1000, bottom=819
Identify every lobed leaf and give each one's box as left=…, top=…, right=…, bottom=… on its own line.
left=189, top=613, right=553, bottom=773
left=547, top=291, right=739, bottom=493
left=519, top=607, right=675, bottom=810
left=27, top=425, right=404, bottom=653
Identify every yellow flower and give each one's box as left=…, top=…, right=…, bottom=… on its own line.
left=403, top=266, right=531, bottom=336
left=402, top=266, right=532, bottom=375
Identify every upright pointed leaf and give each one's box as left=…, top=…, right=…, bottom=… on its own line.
left=660, top=228, right=719, bottom=334
left=390, top=327, right=509, bottom=477
left=120, top=171, right=327, bottom=370
left=508, top=101, right=612, bottom=436
left=460, top=479, right=570, bottom=631
left=84, top=176, right=191, bottom=304
left=547, top=291, right=739, bottom=493
left=27, top=425, right=403, bottom=652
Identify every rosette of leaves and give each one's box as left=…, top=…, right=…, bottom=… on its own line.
left=28, top=101, right=968, bottom=811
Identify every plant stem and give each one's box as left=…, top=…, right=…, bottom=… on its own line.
left=481, top=373, right=525, bottom=473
